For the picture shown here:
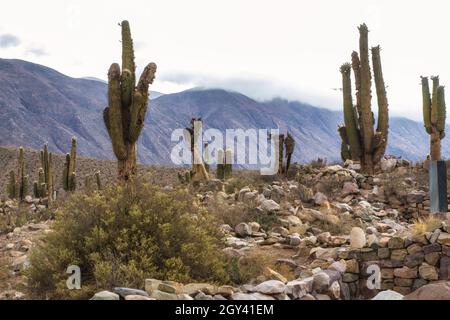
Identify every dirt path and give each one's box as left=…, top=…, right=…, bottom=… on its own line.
left=0, top=221, right=51, bottom=299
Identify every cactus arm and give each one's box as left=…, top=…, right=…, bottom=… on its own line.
left=421, top=76, right=432, bottom=134
left=106, top=63, right=127, bottom=160
left=340, top=63, right=362, bottom=160
left=69, top=137, right=77, bottom=176
left=436, top=85, right=446, bottom=133
left=121, top=20, right=136, bottom=87
left=358, top=24, right=375, bottom=154
left=431, top=76, right=440, bottom=125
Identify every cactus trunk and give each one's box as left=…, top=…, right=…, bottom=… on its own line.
left=103, top=21, right=157, bottom=182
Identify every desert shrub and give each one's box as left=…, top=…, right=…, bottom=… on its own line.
left=26, top=180, right=229, bottom=299
left=412, top=215, right=444, bottom=236
left=227, top=252, right=271, bottom=284
left=223, top=170, right=276, bottom=194
left=0, top=204, right=53, bottom=234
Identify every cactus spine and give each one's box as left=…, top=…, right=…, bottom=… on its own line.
left=421, top=76, right=446, bottom=160
left=103, top=20, right=157, bottom=182
left=338, top=24, right=389, bottom=173
left=63, top=137, right=77, bottom=191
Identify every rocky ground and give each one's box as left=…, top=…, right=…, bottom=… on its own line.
left=1, top=156, right=450, bottom=300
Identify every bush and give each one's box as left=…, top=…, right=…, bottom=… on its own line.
left=26, top=180, right=229, bottom=299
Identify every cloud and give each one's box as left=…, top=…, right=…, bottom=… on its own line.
left=26, top=46, right=48, bottom=57
left=159, top=72, right=340, bottom=109
left=0, top=33, right=20, bottom=48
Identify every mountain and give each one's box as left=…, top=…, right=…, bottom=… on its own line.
left=0, top=58, right=447, bottom=165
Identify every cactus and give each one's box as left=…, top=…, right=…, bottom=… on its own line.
left=95, top=171, right=102, bottom=190
left=185, top=118, right=209, bottom=182
left=224, top=149, right=233, bottom=179
left=7, top=171, right=16, bottom=199
left=84, top=175, right=93, bottom=193
left=103, top=20, right=157, bottom=182
left=284, top=132, right=295, bottom=174
left=421, top=76, right=446, bottom=160
left=6, top=148, right=28, bottom=200
left=216, top=149, right=225, bottom=180
left=63, top=137, right=77, bottom=191
left=338, top=24, right=389, bottom=174
left=40, top=144, right=53, bottom=201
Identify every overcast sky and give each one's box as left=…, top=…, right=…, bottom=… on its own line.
left=1, top=0, right=449, bottom=120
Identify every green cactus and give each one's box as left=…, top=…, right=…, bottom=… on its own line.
left=6, top=148, right=28, bottom=200
left=338, top=24, right=389, bottom=174
left=224, top=149, right=233, bottom=179
left=103, top=20, right=157, bottom=182
left=7, top=171, right=16, bottom=199
left=95, top=171, right=102, bottom=190
left=40, top=144, right=53, bottom=201
left=421, top=76, right=446, bottom=160
left=62, top=137, right=77, bottom=191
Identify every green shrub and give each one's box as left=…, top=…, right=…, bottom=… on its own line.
left=26, top=180, right=229, bottom=299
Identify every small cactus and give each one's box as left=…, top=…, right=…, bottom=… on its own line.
left=95, top=171, right=102, bottom=190
left=7, top=148, right=29, bottom=200
left=421, top=76, right=446, bottom=160
left=39, top=144, right=53, bottom=201
left=63, top=137, right=77, bottom=191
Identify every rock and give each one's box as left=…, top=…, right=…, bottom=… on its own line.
left=404, top=252, right=424, bottom=268
left=378, top=248, right=390, bottom=259
left=313, top=192, right=328, bottom=206
left=149, top=290, right=179, bottom=300
left=342, top=182, right=359, bottom=196
left=158, top=281, right=183, bottom=294
left=394, top=266, right=417, bottom=279
left=195, top=292, right=214, bottom=300
left=12, top=255, right=29, bottom=271
left=381, top=268, right=394, bottom=279
left=405, top=282, right=450, bottom=300
left=328, top=281, right=340, bottom=299
left=231, top=292, right=275, bottom=300
left=419, top=263, right=439, bottom=281
left=423, top=243, right=441, bottom=255
left=437, top=232, right=450, bottom=246
left=248, top=222, right=260, bottom=232
left=216, top=286, right=234, bottom=297
left=288, top=235, right=301, bottom=246
left=440, top=256, right=450, bottom=280
left=264, top=267, right=288, bottom=283
left=350, top=227, right=366, bottom=249
left=342, top=273, right=359, bottom=283
left=345, top=259, right=359, bottom=273
left=371, top=290, right=404, bottom=300
left=125, top=295, right=154, bottom=300
left=407, top=243, right=423, bottom=255
left=391, top=249, right=407, bottom=262
left=424, top=252, right=440, bottom=266
left=90, top=291, right=120, bottom=300
left=259, top=199, right=280, bottom=212
left=145, top=279, right=162, bottom=295
left=253, top=280, right=286, bottom=295
left=406, top=190, right=426, bottom=204
left=113, top=287, right=149, bottom=298
left=183, top=283, right=216, bottom=296
left=312, top=272, right=330, bottom=293
left=285, top=278, right=313, bottom=299
left=380, top=158, right=397, bottom=173
left=388, top=236, right=405, bottom=249
left=235, top=223, right=252, bottom=237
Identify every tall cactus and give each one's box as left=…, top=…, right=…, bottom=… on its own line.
left=103, top=20, right=157, bottom=181
left=338, top=24, right=389, bottom=174
left=40, top=144, right=53, bottom=201
left=63, top=137, right=77, bottom=191
left=421, top=76, right=446, bottom=160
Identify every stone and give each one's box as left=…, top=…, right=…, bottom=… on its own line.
left=423, top=243, right=441, bottom=254
left=12, top=255, right=29, bottom=271
left=235, top=223, right=252, bottom=237
left=437, top=232, right=450, bottom=246
left=259, top=199, right=280, bottom=212
left=285, top=277, right=313, bottom=299
left=391, top=249, right=407, bottom=262
left=312, top=272, right=330, bottom=293
left=342, top=182, right=359, bottom=196
left=424, top=252, right=440, bottom=266
left=216, top=286, right=234, bottom=297
left=443, top=245, right=450, bottom=256
left=360, top=248, right=378, bottom=261
left=394, top=278, right=414, bottom=287
left=314, top=192, right=328, bottom=206
left=404, top=252, right=424, bottom=268
left=405, top=282, right=450, bottom=300
left=350, top=227, right=366, bottom=249
left=90, top=291, right=120, bottom=300
left=195, top=292, right=214, bottom=300
left=388, top=237, right=405, bottom=249
left=264, top=267, right=288, bottom=283
left=113, top=287, right=149, bottom=298
left=328, top=281, right=341, bottom=299
left=149, top=290, right=179, bottom=300
left=183, top=283, right=216, bottom=296
left=378, top=248, right=391, bottom=259
left=393, top=287, right=412, bottom=295
left=412, top=278, right=428, bottom=291
left=342, top=273, right=359, bottom=283
left=407, top=243, right=423, bottom=255
left=248, top=222, right=260, bottom=232
left=372, top=290, right=404, bottom=301
left=253, top=280, right=286, bottom=295
left=406, top=190, right=426, bottom=204
left=288, top=235, right=301, bottom=246
left=231, top=292, right=275, bottom=300
left=394, top=266, right=418, bottom=279
left=381, top=268, right=394, bottom=279
left=419, top=263, right=439, bottom=281
left=158, top=281, right=183, bottom=294
left=345, top=259, right=359, bottom=273
left=439, top=256, right=450, bottom=280
left=380, top=158, right=397, bottom=173
left=145, top=279, right=162, bottom=295
left=125, top=295, right=154, bottom=300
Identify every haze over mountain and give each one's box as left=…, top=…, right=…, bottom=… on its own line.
left=0, top=58, right=447, bottom=165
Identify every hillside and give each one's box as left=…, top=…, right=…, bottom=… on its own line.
left=0, top=58, right=448, bottom=165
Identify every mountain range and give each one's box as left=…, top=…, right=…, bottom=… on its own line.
left=0, top=58, right=447, bottom=166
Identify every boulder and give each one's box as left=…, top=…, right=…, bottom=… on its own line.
left=235, top=223, right=252, bottom=237
left=253, top=280, right=286, bottom=295
left=350, top=227, right=366, bottom=249
left=259, top=199, right=280, bottom=212
left=405, top=282, right=450, bottom=300
left=371, top=290, right=404, bottom=300
left=90, top=291, right=120, bottom=300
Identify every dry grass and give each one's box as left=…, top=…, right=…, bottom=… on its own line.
left=412, top=215, right=444, bottom=236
